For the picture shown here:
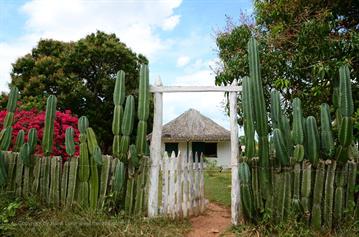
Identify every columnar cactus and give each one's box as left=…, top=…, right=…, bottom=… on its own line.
left=77, top=116, right=90, bottom=206
left=305, top=116, right=320, bottom=166
left=0, top=127, right=12, bottom=151
left=112, top=71, right=126, bottom=157
left=136, top=64, right=150, bottom=157
left=273, top=128, right=289, bottom=166
left=119, top=95, right=135, bottom=162
left=336, top=65, right=353, bottom=163
left=14, top=130, right=25, bottom=152
left=242, top=76, right=255, bottom=158
left=248, top=37, right=270, bottom=198
left=28, top=128, right=38, bottom=155
left=320, top=103, right=334, bottom=157
left=238, top=161, right=254, bottom=220
left=270, top=90, right=281, bottom=129
left=42, top=95, right=57, bottom=155
left=65, top=127, right=75, bottom=156
left=0, top=87, right=18, bottom=140
left=87, top=127, right=100, bottom=209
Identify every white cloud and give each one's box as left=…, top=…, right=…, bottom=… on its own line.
left=162, top=15, right=181, bottom=31
left=0, top=0, right=182, bottom=92
left=176, top=56, right=190, bottom=67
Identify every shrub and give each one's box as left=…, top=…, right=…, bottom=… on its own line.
left=0, top=109, right=80, bottom=158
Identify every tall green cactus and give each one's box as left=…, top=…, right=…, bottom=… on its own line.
left=0, top=127, right=12, bottom=151
left=14, top=130, right=25, bottom=152
left=270, top=90, right=281, bottom=129
left=305, top=116, right=320, bottom=166
left=77, top=116, right=90, bottom=206
left=248, top=37, right=270, bottom=199
left=320, top=103, right=334, bottom=157
left=335, top=65, right=353, bottom=163
left=65, top=127, right=75, bottom=156
left=1, top=87, right=18, bottom=140
left=28, top=128, right=38, bottom=154
left=273, top=128, right=289, bottom=166
left=292, top=98, right=305, bottom=163
left=119, top=95, right=135, bottom=162
left=242, top=76, right=255, bottom=158
left=42, top=95, right=57, bottom=155
left=112, top=71, right=126, bottom=158
left=238, top=161, right=254, bottom=220
left=136, top=64, right=150, bottom=156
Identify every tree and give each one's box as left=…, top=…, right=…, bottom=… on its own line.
left=10, top=31, right=149, bottom=152
left=215, top=1, right=359, bottom=125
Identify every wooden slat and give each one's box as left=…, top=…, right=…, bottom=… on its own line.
left=182, top=152, right=189, bottom=217
left=199, top=153, right=205, bottom=213
left=176, top=151, right=183, bottom=219
left=162, top=152, right=169, bottom=214
left=169, top=151, right=176, bottom=218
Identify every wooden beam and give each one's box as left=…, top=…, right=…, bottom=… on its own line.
left=229, top=79, right=241, bottom=225
left=148, top=77, right=163, bottom=217
left=150, top=85, right=242, bottom=93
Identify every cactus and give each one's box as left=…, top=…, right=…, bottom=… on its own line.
left=112, top=70, right=126, bottom=158
left=42, top=95, right=57, bottom=155
left=0, top=87, right=18, bottom=145
left=86, top=127, right=98, bottom=154
left=345, top=161, right=357, bottom=213
left=77, top=116, right=90, bottom=206
left=28, top=128, right=38, bottom=154
left=320, top=103, right=334, bottom=157
left=3, top=112, right=14, bottom=129
left=0, top=127, right=12, bottom=151
left=301, top=161, right=312, bottom=222
left=248, top=37, right=270, bottom=200
left=270, top=90, right=281, bottom=129
left=311, top=160, right=325, bottom=229
left=118, top=95, right=135, bottom=162
left=292, top=163, right=301, bottom=213
left=334, top=164, right=347, bottom=225
left=14, top=130, right=25, bottom=152
left=273, top=128, right=289, bottom=166
left=335, top=65, right=353, bottom=163
left=305, top=116, right=319, bottom=166
left=19, top=143, right=31, bottom=167
left=129, top=144, right=139, bottom=168
left=242, top=76, right=255, bottom=158
left=238, top=161, right=254, bottom=220
left=6, top=87, right=19, bottom=113
left=323, top=160, right=336, bottom=229
left=113, top=161, right=125, bottom=201
left=65, top=127, right=75, bottom=156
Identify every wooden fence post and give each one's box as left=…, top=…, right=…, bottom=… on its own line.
left=230, top=79, right=241, bottom=225
left=148, top=77, right=163, bottom=217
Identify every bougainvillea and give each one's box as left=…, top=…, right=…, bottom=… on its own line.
left=0, top=109, right=80, bottom=158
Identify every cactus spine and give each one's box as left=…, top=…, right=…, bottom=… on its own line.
left=136, top=64, right=150, bottom=156
left=336, top=65, right=353, bottom=163
left=248, top=37, right=270, bottom=200
left=65, top=127, right=75, bottom=156
left=42, top=95, right=57, bottom=155
left=242, top=76, right=255, bottom=158
left=320, top=103, right=334, bottom=157
left=112, top=71, right=126, bottom=158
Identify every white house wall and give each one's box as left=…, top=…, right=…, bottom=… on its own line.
left=161, top=141, right=231, bottom=168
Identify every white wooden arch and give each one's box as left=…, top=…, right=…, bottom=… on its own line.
left=148, top=78, right=243, bottom=225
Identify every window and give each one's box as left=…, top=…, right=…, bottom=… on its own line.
left=204, top=143, right=217, bottom=157
left=165, top=143, right=178, bottom=156
left=192, top=142, right=217, bottom=159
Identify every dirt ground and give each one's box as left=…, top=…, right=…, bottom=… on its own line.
left=186, top=203, right=234, bottom=237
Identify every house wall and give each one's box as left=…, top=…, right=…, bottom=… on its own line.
left=161, top=140, right=231, bottom=168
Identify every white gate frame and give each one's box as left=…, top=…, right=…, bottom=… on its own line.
left=148, top=78, right=243, bottom=225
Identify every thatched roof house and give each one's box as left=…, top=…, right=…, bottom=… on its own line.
left=161, top=109, right=230, bottom=142
left=157, top=109, right=231, bottom=168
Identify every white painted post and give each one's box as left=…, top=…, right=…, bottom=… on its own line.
left=162, top=152, right=169, bottom=214
left=188, top=152, right=194, bottom=215
left=194, top=152, right=200, bottom=216
left=176, top=151, right=183, bottom=219
left=169, top=151, right=176, bottom=218
left=148, top=77, right=163, bottom=217
left=230, top=79, right=241, bottom=225
left=182, top=152, right=189, bottom=217
left=199, top=153, right=205, bottom=213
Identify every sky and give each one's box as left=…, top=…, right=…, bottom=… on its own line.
left=0, top=0, right=252, bottom=131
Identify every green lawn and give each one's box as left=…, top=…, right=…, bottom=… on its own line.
left=204, top=170, right=231, bottom=207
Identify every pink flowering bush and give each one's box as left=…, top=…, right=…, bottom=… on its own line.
left=0, top=109, right=80, bottom=158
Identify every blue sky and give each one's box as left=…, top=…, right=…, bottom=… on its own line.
left=0, top=0, right=252, bottom=130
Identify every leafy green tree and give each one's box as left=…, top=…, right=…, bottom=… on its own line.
left=215, top=1, right=359, bottom=128
left=10, top=31, right=149, bottom=152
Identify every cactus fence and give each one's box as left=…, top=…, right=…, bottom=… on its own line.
left=0, top=151, right=149, bottom=214
left=159, top=151, right=206, bottom=219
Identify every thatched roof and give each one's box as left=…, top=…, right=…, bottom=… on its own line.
left=160, top=108, right=230, bottom=142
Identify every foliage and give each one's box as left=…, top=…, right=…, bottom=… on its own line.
left=215, top=0, right=359, bottom=132
left=0, top=108, right=80, bottom=157
left=9, top=31, right=149, bottom=152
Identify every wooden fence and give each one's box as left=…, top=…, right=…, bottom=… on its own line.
left=159, top=151, right=206, bottom=219
left=0, top=151, right=149, bottom=214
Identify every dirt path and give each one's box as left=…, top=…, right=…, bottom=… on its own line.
left=186, top=203, right=234, bottom=237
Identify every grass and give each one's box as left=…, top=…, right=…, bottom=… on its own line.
left=0, top=193, right=190, bottom=237
left=204, top=169, right=231, bottom=207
